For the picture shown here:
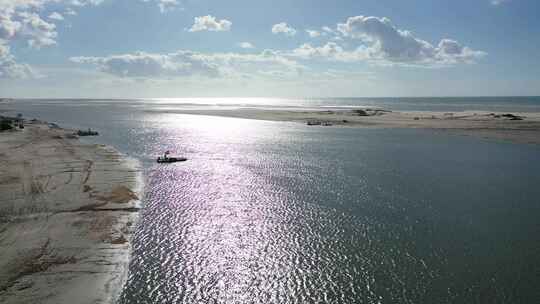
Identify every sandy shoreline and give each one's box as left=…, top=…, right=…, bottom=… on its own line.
left=0, top=121, right=141, bottom=303
left=149, top=108, right=540, bottom=144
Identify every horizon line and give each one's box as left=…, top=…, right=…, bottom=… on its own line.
left=3, top=95, right=540, bottom=100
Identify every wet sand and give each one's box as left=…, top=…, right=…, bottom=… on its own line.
left=0, top=122, right=141, bottom=303
left=151, top=108, right=540, bottom=144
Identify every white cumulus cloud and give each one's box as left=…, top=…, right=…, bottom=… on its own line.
left=0, top=39, right=34, bottom=78
left=141, top=0, right=181, bottom=13
left=322, top=26, right=338, bottom=35
left=70, top=0, right=105, bottom=6
left=70, top=49, right=303, bottom=79
left=306, top=30, right=321, bottom=38
left=189, top=15, right=232, bottom=32
left=64, top=8, right=77, bottom=16
left=157, top=0, right=179, bottom=13
left=238, top=42, right=254, bottom=49
left=0, top=0, right=104, bottom=78
left=292, top=42, right=343, bottom=59
left=272, top=22, right=296, bottom=36
left=336, top=15, right=486, bottom=65
left=18, top=11, right=57, bottom=48
left=70, top=51, right=221, bottom=78
left=48, top=12, right=64, bottom=21
left=0, top=0, right=186, bottom=78
left=288, top=42, right=369, bottom=62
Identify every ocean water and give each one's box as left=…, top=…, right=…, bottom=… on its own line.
left=5, top=96, right=540, bottom=113
left=2, top=98, right=540, bottom=303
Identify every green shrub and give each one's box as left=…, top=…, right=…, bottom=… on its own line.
left=0, top=119, right=13, bottom=131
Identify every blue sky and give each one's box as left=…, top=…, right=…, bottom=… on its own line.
left=1, top=0, right=539, bottom=98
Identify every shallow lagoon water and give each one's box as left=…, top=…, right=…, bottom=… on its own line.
left=3, top=100, right=540, bottom=303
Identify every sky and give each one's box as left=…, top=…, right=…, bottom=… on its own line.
left=0, top=0, right=539, bottom=98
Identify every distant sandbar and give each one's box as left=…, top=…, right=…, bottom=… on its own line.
left=149, top=107, right=540, bottom=144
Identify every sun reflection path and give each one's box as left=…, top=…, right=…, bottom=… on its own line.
left=122, top=114, right=440, bottom=304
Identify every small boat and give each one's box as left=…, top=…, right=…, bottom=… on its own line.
left=157, top=151, right=187, bottom=163
left=157, top=157, right=187, bottom=163
left=77, top=128, right=99, bottom=136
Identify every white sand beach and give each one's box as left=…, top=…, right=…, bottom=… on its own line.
left=148, top=108, right=540, bottom=144
left=0, top=121, right=141, bottom=304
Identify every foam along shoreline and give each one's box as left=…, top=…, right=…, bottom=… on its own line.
left=148, top=108, right=540, bottom=144
left=0, top=121, right=142, bottom=304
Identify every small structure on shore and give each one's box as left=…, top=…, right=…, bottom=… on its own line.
left=307, top=120, right=334, bottom=126
left=501, top=113, right=524, bottom=121
left=488, top=113, right=524, bottom=121
left=77, top=128, right=99, bottom=136
left=350, top=108, right=391, bottom=117
left=14, top=114, right=24, bottom=129
left=353, top=109, right=369, bottom=116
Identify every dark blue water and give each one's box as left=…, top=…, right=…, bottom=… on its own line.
left=2, top=99, right=540, bottom=303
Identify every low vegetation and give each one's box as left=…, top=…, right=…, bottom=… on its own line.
left=0, top=118, right=13, bottom=131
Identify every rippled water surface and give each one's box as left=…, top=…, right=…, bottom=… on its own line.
left=3, top=99, right=540, bottom=303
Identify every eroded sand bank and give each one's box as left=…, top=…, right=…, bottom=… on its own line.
left=150, top=108, right=540, bottom=144
left=0, top=122, right=141, bottom=304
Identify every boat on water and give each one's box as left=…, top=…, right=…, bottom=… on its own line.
left=156, top=151, right=187, bottom=163
left=77, top=128, right=99, bottom=136
left=157, top=157, right=188, bottom=163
